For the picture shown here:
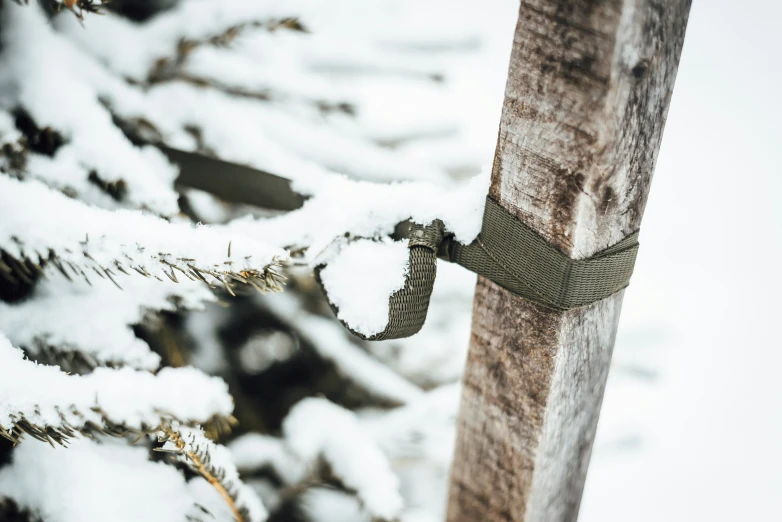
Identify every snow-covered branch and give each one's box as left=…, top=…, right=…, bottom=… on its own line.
left=0, top=437, right=198, bottom=522
left=231, top=170, right=489, bottom=256
left=0, top=176, right=287, bottom=295
left=0, top=274, right=214, bottom=371
left=283, top=398, right=403, bottom=521
left=0, top=5, right=181, bottom=214
left=0, top=334, right=233, bottom=445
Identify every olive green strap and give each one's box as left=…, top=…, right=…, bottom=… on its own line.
left=441, top=198, right=639, bottom=311
left=167, top=147, right=639, bottom=339
left=162, top=146, right=305, bottom=211
left=338, top=198, right=638, bottom=340
left=316, top=221, right=443, bottom=341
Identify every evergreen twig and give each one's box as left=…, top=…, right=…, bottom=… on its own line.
left=157, top=426, right=256, bottom=522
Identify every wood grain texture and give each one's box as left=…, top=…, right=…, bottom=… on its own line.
left=447, top=1, right=690, bottom=521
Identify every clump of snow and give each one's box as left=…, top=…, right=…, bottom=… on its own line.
left=0, top=273, right=214, bottom=371
left=184, top=303, right=232, bottom=374
left=283, top=398, right=403, bottom=520
left=358, top=385, right=462, bottom=522
left=0, top=438, right=194, bottom=522
left=319, top=239, right=409, bottom=337
left=359, top=384, right=460, bottom=467
left=229, top=433, right=307, bottom=485
left=237, top=330, right=299, bottom=374
left=298, top=488, right=369, bottom=522
left=0, top=176, right=287, bottom=285
left=0, top=334, right=233, bottom=434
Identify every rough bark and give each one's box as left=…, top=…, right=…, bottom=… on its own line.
left=447, top=1, right=690, bottom=521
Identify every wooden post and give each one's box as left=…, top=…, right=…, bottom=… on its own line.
left=447, top=1, right=690, bottom=521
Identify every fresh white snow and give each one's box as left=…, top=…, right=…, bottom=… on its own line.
left=0, top=438, right=194, bottom=522
left=319, top=239, right=410, bottom=336
left=283, top=398, right=404, bottom=520
left=0, top=176, right=287, bottom=283
left=0, top=334, right=233, bottom=433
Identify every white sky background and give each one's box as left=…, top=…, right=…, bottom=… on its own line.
left=581, top=0, right=782, bottom=520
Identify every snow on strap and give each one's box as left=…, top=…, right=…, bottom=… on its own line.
left=0, top=334, right=233, bottom=437
left=318, top=239, right=410, bottom=337
left=0, top=176, right=287, bottom=291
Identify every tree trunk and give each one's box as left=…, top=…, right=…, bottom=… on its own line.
left=447, top=1, right=691, bottom=521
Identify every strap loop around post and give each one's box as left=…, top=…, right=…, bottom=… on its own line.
left=442, top=197, right=639, bottom=311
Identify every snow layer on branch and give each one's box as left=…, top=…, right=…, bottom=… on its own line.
left=0, top=274, right=214, bottom=371
left=283, top=398, right=403, bottom=520
left=0, top=438, right=193, bottom=522
left=159, top=425, right=267, bottom=522
left=358, top=385, right=462, bottom=522
left=0, top=334, right=233, bottom=436
left=0, top=5, right=180, bottom=214
left=229, top=433, right=307, bottom=485
left=49, top=1, right=467, bottom=184
left=260, top=292, right=423, bottom=405
left=361, top=384, right=460, bottom=467
left=299, top=488, right=369, bottom=522
left=55, top=0, right=304, bottom=80
left=232, top=168, right=490, bottom=256
left=0, top=176, right=287, bottom=289
left=50, top=0, right=497, bottom=186
left=174, top=0, right=515, bottom=173
left=319, top=239, right=409, bottom=336
left=121, top=81, right=424, bottom=184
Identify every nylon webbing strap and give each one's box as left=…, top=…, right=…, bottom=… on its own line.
left=317, top=221, right=443, bottom=341
left=441, top=198, right=639, bottom=311
left=163, top=146, right=305, bottom=211
left=166, top=147, right=640, bottom=340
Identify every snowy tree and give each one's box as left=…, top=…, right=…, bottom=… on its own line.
left=0, top=0, right=521, bottom=521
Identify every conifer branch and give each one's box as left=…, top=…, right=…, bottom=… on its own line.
left=158, top=425, right=267, bottom=522
left=0, top=334, right=235, bottom=446
left=148, top=18, right=306, bottom=85
left=0, top=177, right=288, bottom=296
left=0, top=274, right=216, bottom=372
